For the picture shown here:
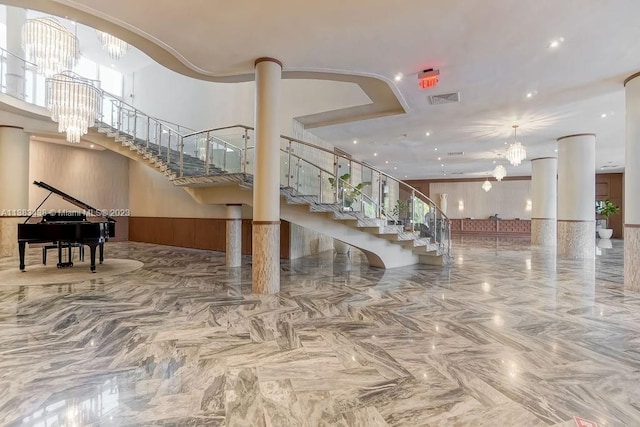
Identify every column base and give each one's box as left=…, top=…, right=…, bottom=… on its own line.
left=625, top=226, right=640, bottom=292
left=557, top=220, right=595, bottom=259
left=531, top=218, right=556, bottom=246
left=252, top=222, right=280, bottom=294
left=0, top=217, right=22, bottom=258
left=226, top=218, right=242, bottom=267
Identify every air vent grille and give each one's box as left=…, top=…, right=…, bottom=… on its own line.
left=447, top=151, right=464, bottom=156
left=428, top=92, right=460, bottom=105
left=450, top=172, right=464, bottom=175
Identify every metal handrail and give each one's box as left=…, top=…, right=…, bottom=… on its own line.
left=0, top=47, right=38, bottom=67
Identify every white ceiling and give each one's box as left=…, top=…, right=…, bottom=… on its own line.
left=7, top=0, right=640, bottom=179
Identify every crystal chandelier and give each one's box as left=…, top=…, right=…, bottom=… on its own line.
left=22, top=17, right=79, bottom=77
left=506, top=125, right=527, bottom=166
left=97, top=30, right=129, bottom=60
left=46, top=71, right=102, bottom=143
left=482, top=179, right=492, bottom=192
left=492, top=164, right=507, bottom=181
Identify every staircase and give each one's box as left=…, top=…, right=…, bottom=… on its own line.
left=92, top=97, right=452, bottom=268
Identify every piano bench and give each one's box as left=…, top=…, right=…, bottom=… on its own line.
left=42, top=243, right=85, bottom=266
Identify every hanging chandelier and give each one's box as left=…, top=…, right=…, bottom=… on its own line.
left=22, top=17, right=79, bottom=77
left=97, top=30, right=129, bottom=60
left=492, top=164, right=507, bottom=181
left=46, top=71, right=102, bottom=143
left=482, top=179, right=492, bottom=192
left=506, top=125, right=527, bottom=166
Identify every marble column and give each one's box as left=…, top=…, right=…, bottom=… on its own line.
left=624, top=73, right=640, bottom=291
left=557, top=134, right=595, bottom=259
left=252, top=58, right=282, bottom=294
left=531, top=157, right=557, bottom=246
left=226, top=204, right=242, bottom=267
left=0, top=126, right=30, bottom=257
left=6, top=7, right=26, bottom=99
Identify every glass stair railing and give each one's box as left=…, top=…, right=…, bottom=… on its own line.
left=0, top=54, right=452, bottom=260
left=180, top=126, right=452, bottom=258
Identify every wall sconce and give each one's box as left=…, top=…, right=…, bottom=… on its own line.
left=525, top=200, right=532, bottom=211
left=458, top=200, right=464, bottom=211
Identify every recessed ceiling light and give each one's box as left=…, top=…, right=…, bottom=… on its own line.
left=493, top=160, right=496, bottom=164
left=353, top=139, right=358, bottom=144
left=554, top=149, right=558, bottom=152
left=393, top=166, right=397, bottom=170
left=394, top=73, right=403, bottom=82
left=434, top=148, right=438, bottom=151
left=404, top=175, right=408, bottom=178
left=373, top=152, right=378, bottom=156
left=441, top=163, right=444, bottom=167
left=90, top=144, right=94, bottom=148
left=600, top=113, right=607, bottom=118
left=425, top=131, right=431, bottom=136
left=385, top=160, right=389, bottom=164
left=548, top=37, right=564, bottom=49
left=437, top=157, right=441, bottom=161
left=525, top=90, right=537, bottom=99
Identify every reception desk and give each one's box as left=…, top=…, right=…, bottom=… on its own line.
left=450, top=219, right=531, bottom=236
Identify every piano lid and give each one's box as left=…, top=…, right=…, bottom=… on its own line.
left=32, top=181, right=117, bottom=223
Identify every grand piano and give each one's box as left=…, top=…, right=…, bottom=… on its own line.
left=18, top=181, right=116, bottom=272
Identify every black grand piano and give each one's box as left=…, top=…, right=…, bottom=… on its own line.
left=18, top=181, right=116, bottom=272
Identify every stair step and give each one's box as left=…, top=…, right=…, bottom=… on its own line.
left=400, top=238, right=429, bottom=249
left=418, top=253, right=445, bottom=266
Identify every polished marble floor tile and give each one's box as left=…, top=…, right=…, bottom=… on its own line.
left=0, top=236, right=637, bottom=426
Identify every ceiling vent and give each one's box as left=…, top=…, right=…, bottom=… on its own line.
left=428, top=92, right=460, bottom=105
left=450, top=172, right=464, bottom=175
left=600, top=165, right=620, bottom=169
left=447, top=151, right=464, bottom=156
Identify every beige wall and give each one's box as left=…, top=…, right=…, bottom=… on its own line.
left=128, top=160, right=254, bottom=218
left=29, top=140, right=129, bottom=213
left=430, top=180, right=532, bottom=220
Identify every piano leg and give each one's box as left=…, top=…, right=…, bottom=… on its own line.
left=99, top=243, right=104, bottom=264
left=19, top=242, right=26, bottom=271
left=88, top=244, right=97, bottom=272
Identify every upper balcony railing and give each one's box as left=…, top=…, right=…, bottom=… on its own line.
left=0, top=50, right=451, bottom=258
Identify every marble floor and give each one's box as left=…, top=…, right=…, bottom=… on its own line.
left=0, top=237, right=638, bottom=426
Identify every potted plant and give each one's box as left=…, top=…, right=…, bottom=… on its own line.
left=596, top=199, right=620, bottom=239
left=391, top=199, right=411, bottom=226
left=328, top=173, right=364, bottom=210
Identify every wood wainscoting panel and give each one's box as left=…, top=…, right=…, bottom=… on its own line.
left=130, top=217, right=290, bottom=259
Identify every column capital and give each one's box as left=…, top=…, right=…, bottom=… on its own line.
left=624, top=71, right=640, bottom=86
left=530, top=157, right=557, bottom=162
left=557, top=133, right=595, bottom=142
left=254, top=57, right=283, bottom=68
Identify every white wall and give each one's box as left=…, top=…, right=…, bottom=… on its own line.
left=29, top=140, right=129, bottom=213
left=127, top=62, right=370, bottom=135
left=430, top=180, right=532, bottom=220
